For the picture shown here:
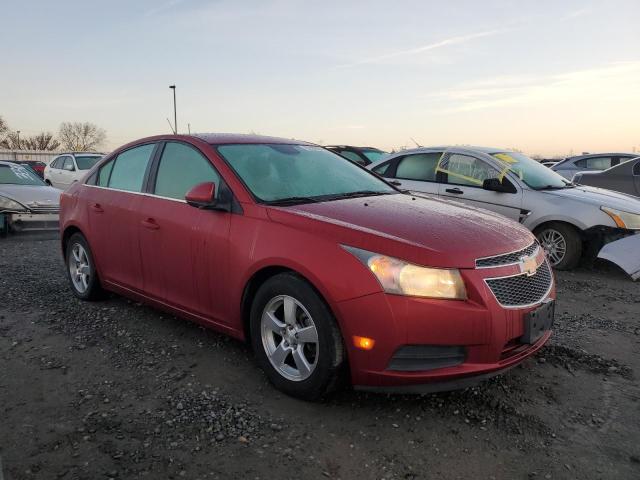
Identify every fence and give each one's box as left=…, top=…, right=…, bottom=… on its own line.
left=0, top=149, right=59, bottom=164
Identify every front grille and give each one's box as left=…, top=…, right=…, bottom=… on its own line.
left=29, top=206, right=60, bottom=214
left=485, top=260, right=553, bottom=307
left=476, top=242, right=538, bottom=268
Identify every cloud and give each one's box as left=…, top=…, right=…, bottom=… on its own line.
left=429, top=62, right=640, bottom=112
left=144, top=0, right=189, bottom=17
left=336, top=29, right=505, bottom=68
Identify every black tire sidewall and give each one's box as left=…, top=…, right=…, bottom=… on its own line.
left=65, top=233, right=102, bottom=300
left=536, top=223, right=582, bottom=270
left=249, top=273, right=344, bottom=401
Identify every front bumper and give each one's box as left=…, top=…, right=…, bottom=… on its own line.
left=334, top=254, right=555, bottom=390
left=8, top=212, right=59, bottom=231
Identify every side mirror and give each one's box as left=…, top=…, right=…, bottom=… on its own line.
left=482, top=178, right=516, bottom=193
left=185, top=182, right=217, bottom=209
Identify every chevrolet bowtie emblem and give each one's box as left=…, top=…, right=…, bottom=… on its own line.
left=519, top=254, right=538, bottom=276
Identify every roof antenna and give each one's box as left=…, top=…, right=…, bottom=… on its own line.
left=166, top=118, right=176, bottom=134
left=410, top=137, right=422, bottom=147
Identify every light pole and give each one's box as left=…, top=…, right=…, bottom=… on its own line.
left=16, top=130, right=20, bottom=148
left=169, top=85, right=177, bottom=134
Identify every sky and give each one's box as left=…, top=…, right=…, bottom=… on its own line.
left=1, top=0, right=639, bottom=157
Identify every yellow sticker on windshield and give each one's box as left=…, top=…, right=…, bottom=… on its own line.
left=494, top=153, right=517, bottom=164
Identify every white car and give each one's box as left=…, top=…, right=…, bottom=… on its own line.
left=44, top=152, right=103, bottom=190
left=368, top=146, right=640, bottom=270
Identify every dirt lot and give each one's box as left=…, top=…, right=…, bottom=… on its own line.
left=1, top=233, right=639, bottom=480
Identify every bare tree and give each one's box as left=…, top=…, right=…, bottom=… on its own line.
left=0, top=116, right=7, bottom=136
left=0, top=131, right=22, bottom=149
left=22, top=132, right=61, bottom=151
left=58, top=122, right=106, bottom=151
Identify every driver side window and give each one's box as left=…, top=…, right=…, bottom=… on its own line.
left=440, top=154, right=499, bottom=187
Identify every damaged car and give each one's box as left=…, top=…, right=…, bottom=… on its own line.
left=60, top=134, right=555, bottom=399
left=0, top=161, right=61, bottom=232
left=368, top=146, right=640, bottom=271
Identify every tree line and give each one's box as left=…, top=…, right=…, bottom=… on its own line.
left=0, top=115, right=106, bottom=152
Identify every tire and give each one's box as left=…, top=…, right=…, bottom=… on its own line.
left=65, top=233, right=105, bottom=300
left=249, top=273, right=346, bottom=401
left=45, top=179, right=52, bottom=185
left=535, top=222, right=582, bottom=270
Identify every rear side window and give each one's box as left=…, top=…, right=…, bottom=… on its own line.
left=575, top=157, right=612, bottom=170
left=50, top=157, right=61, bottom=169
left=98, top=159, right=115, bottom=186
left=396, top=153, right=441, bottom=181
left=62, top=157, right=74, bottom=170
left=338, top=150, right=367, bottom=165
left=108, top=144, right=155, bottom=192
left=154, top=142, right=220, bottom=200
left=372, top=161, right=392, bottom=176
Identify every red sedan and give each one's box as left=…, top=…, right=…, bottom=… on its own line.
left=59, top=134, right=555, bottom=400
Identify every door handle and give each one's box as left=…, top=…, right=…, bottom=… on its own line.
left=445, top=188, right=464, bottom=194
left=141, top=218, right=160, bottom=230
left=389, top=180, right=402, bottom=186
left=90, top=203, right=104, bottom=213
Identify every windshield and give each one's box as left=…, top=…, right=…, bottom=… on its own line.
left=217, top=144, right=396, bottom=203
left=0, top=164, right=46, bottom=186
left=361, top=149, right=387, bottom=162
left=490, top=152, right=570, bottom=189
left=75, top=155, right=102, bottom=170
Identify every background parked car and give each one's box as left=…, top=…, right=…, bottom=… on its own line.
left=325, top=145, right=388, bottom=166
left=368, top=146, right=640, bottom=270
left=0, top=161, right=61, bottom=231
left=574, top=156, right=640, bottom=197
left=14, top=160, right=47, bottom=178
left=44, top=152, right=103, bottom=189
left=551, top=153, right=638, bottom=180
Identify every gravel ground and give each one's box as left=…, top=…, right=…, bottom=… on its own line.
left=1, top=233, right=639, bottom=480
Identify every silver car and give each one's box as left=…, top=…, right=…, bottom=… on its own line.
left=574, top=157, right=640, bottom=197
left=551, top=153, right=638, bottom=180
left=0, top=161, right=61, bottom=231
left=368, top=146, right=640, bottom=270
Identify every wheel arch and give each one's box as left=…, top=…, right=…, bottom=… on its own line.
left=240, top=265, right=337, bottom=344
left=61, top=224, right=85, bottom=259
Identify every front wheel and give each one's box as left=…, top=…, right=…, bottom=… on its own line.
left=250, top=273, right=346, bottom=400
left=535, top=222, right=582, bottom=270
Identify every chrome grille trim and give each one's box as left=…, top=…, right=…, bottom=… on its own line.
left=475, top=242, right=539, bottom=268
left=484, top=260, right=553, bottom=309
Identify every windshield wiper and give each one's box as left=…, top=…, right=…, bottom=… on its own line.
left=534, top=184, right=574, bottom=190
left=323, top=190, right=394, bottom=200
left=264, top=196, right=321, bottom=206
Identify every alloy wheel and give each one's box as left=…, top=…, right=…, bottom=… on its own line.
left=260, top=295, right=319, bottom=382
left=537, top=229, right=566, bottom=266
left=69, top=243, right=91, bottom=293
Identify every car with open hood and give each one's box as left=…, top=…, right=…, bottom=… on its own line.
left=573, top=156, right=640, bottom=198
left=0, top=161, right=61, bottom=232
left=368, top=146, right=640, bottom=271
left=59, top=134, right=555, bottom=399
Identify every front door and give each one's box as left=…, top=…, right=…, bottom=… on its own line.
left=137, top=141, right=230, bottom=320
left=436, top=151, right=523, bottom=221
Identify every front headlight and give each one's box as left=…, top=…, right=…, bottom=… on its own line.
left=0, top=195, right=27, bottom=213
left=601, top=206, right=640, bottom=230
left=344, top=246, right=467, bottom=300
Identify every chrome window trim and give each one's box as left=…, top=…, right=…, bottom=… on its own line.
left=483, top=259, right=554, bottom=309
left=475, top=243, right=539, bottom=269
left=84, top=184, right=187, bottom=204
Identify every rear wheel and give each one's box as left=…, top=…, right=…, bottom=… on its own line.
left=66, top=233, right=104, bottom=300
left=535, top=222, right=582, bottom=270
left=250, top=273, right=346, bottom=400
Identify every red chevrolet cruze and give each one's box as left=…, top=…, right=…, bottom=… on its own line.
left=60, top=134, right=555, bottom=400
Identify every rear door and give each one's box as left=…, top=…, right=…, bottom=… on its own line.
left=137, top=141, right=231, bottom=320
left=436, top=150, right=523, bottom=221
left=380, top=152, right=442, bottom=195
left=87, top=143, right=157, bottom=291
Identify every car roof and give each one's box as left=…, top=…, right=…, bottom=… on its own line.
left=191, top=133, right=314, bottom=146
left=368, top=145, right=508, bottom=164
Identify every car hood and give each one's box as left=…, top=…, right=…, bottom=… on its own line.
left=0, top=184, right=62, bottom=206
left=266, top=193, right=534, bottom=269
left=538, top=185, right=640, bottom=213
